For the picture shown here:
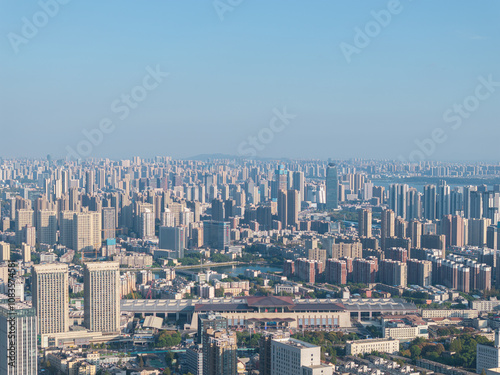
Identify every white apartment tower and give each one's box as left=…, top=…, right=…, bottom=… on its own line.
left=32, top=263, right=69, bottom=335
left=84, top=261, right=120, bottom=333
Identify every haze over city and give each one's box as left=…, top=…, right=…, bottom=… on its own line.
left=1, top=0, right=500, bottom=161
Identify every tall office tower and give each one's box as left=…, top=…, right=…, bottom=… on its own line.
left=220, top=184, right=230, bottom=201
left=437, top=180, right=451, bottom=218
left=0, top=242, right=10, bottom=261
left=203, top=221, right=230, bottom=250
left=358, top=209, right=372, bottom=238
left=423, top=185, right=437, bottom=221
left=326, top=163, right=339, bottom=210
left=450, top=188, right=464, bottom=216
left=389, top=184, right=408, bottom=219
left=211, top=198, right=225, bottom=222
left=259, top=331, right=291, bottom=375
left=463, top=186, right=477, bottom=219
left=408, top=220, right=422, bottom=249
left=352, top=257, right=378, bottom=284
left=203, top=329, right=237, bottom=375
left=277, top=189, right=288, bottom=228
left=441, top=215, right=467, bottom=248
left=85, top=169, right=95, bottom=195
left=69, top=187, right=80, bottom=211
left=33, top=263, right=69, bottom=335
left=140, top=208, right=155, bottom=239
left=59, top=210, right=76, bottom=249
left=287, top=189, right=300, bottom=228
left=487, top=225, right=499, bottom=250
left=406, top=188, right=422, bottom=220
left=0, top=302, right=37, bottom=375
left=159, top=226, right=186, bottom=258
left=271, top=165, right=288, bottom=199
left=84, top=261, right=120, bottom=333
left=102, top=207, right=116, bottom=240
left=407, top=259, right=432, bottom=287
left=197, top=313, right=228, bottom=344
left=477, top=330, right=500, bottom=373
left=73, top=211, right=102, bottom=253
left=36, top=210, right=57, bottom=245
left=372, top=186, right=385, bottom=204
left=381, top=209, right=395, bottom=250
left=325, top=258, right=347, bottom=284
left=379, top=259, right=407, bottom=288
left=15, top=208, right=34, bottom=245
left=271, top=337, right=333, bottom=375
left=470, top=190, right=483, bottom=219
left=468, top=218, right=491, bottom=247
left=338, top=184, right=346, bottom=203
left=292, top=171, right=305, bottom=202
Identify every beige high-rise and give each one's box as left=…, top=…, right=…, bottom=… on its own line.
left=74, top=211, right=102, bottom=253
left=0, top=242, right=10, bottom=261
left=84, top=261, right=120, bottom=333
left=32, top=263, right=69, bottom=335
left=15, top=208, right=34, bottom=244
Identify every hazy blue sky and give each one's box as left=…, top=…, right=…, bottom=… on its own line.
left=1, top=0, right=499, bottom=161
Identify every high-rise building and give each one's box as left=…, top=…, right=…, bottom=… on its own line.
left=407, top=259, right=432, bottom=287
left=159, top=226, right=187, bottom=258
left=441, top=215, right=467, bottom=248
left=277, top=189, right=288, bottom=228
left=36, top=210, right=57, bottom=245
left=102, top=207, right=116, bottom=240
left=468, top=218, right=491, bottom=247
left=271, top=337, right=333, bottom=375
left=33, top=263, right=69, bottom=335
left=84, top=261, right=120, bottom=333
left=0, top=242, right=10, bottom=261
left=203, top=329, right=237, bottom=375
left=325, top=259, right=347, bottom=285
left=292, top=171, right=305, bottom=202
left=408, top=220, right=422, bottom=249
left=477, top=330, right=500, bottom=373
left=259, top=331, right=291, bottom=375
left=203, top=221, right=230, bottom=250
left=140, top=208, right=155, bottom=239
left=73, top=211, right=102, bottom=254
left=381, top=209, right=395, bottom=250
left=211, top=198, right=225, bottom=222
left=389, top=184, right=408, bottom=219
left=186, top=345, right=203, bottom=375
left=326, top=163, right=339, bottom=210
left=0, top=302, right=37, bottom=375
left=379, top=259, right=407, bottom=288
left=272, top=165, right=288, bottom=199
left=352, top=257, right=378, bottom=284
left=358, top=209, right=372, bottom=238
left=287, top=189, right=300, bottom=228
left=423, top=185, right=437, bottom=221
left=437, top=181, right=451, bottom=218
left=197, top=313, right=228, bottom=344
left=15, top=208, right=34, bottom=245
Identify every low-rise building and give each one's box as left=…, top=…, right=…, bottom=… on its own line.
left=346, top=338, right=400, bottom=356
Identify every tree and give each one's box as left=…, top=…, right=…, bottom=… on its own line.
left=163, top=369, right=171, bottom=375
left=410, top=345, right=421, bottom=359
